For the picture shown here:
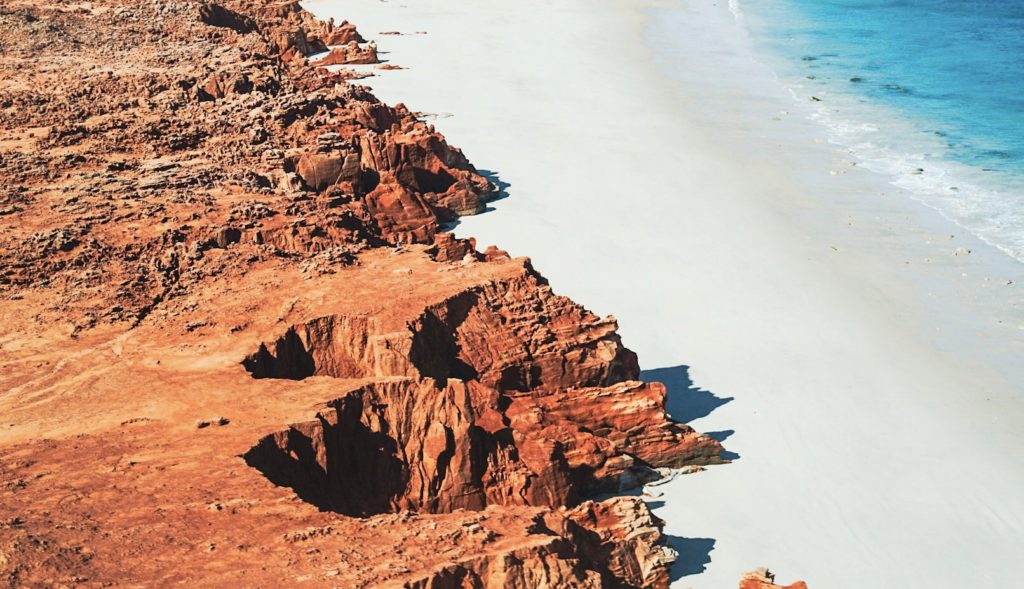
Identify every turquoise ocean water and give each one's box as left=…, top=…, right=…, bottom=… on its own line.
left=735, top=0, right=1024, bottom=260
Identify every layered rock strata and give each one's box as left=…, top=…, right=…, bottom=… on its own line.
left=0, top=0, right=734, bottom=587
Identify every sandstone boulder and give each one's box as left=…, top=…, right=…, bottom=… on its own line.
left=740, top=568, right=810, bottom=589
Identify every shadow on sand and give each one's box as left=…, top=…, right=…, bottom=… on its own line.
left=641, top=365, right=734, bottom=581
left=640, top=364, right=733, bottom=424
left=705, top=429, right=740, bottom=461
left=640, top=366, right=739, bottom=460
left=477, top=168, right=511, bottom=202
left=666, top=536, right=716, bottom=581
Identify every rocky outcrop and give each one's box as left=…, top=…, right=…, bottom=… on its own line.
left=242, top=259, right=640, bottom=392
left=409, top=268, right=640, bottom=392
left=0, top=0, right=737, bottom=587
left=238, top=229, right=722, bottom=566
left=293, top=149, right=364, bottom=193
left=355, top=122, right=494, bottom=218
left=243, top=0, right=376, bottom=62
left=244, top=378, right=570, bottom=516
left=400, top=530, right=604, bottom=589
left=244, top=375, right=722, bottom=517
left=740, top=569, right=809, bottom=589
left=282, top=104, right=495, bottom=243
left=428, top=233, right=481, bottom=263
left=509, top=381, right=724, bottom=495
left=321, top=19, right=365, bottom=46
left=317, top=41, right=379, bottom=66
left=558, top=497, right=677, bottom=589
left=400, top=498, right=675, bottom=589
left=364, top=173, right=440, bottom=243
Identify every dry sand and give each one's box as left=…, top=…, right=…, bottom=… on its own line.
left=309, top=0, right=1024, bottom=586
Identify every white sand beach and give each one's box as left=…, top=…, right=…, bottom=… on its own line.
left=309, top=0, right=1024, bottom=586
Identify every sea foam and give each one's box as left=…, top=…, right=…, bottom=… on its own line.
left=738, top=0, right=1024, bottom=262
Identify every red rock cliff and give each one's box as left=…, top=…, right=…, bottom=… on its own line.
left=0, top=0, right=736, bottom=587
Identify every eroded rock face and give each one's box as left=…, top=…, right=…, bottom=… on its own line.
left=0, top=0, right=734, bottom=587
left=294, top=150, right=362, bottom=193
left=321, top=19, right=365, bottom=46
left=364, top=173, right=439, bottom=244
left=356, top=122, right=494, bottom=217
left=559, top=497, right=677, bottom=589
left=241, top=252, right=722, bottom=522
left=282, top=104, right=495, bottom=244
left=243, top=259, right=639, bottom=391
left=400, top=533, right=604, bottom=589
left=241, top=366, right=720, bottom=518
left=243, top=376, right=724, bottom=518
left=244, top=378, right=571, bottom=516
left=428, top=233, right=481, bottom=263
left=509, top=381, right=724, bottom=495
left=409, top=266, right=640, bottom=392
left=246, top=0, right=377, bottom=62
left=317, top=41, right=379, bottom=66
left=401, top=498, right=675, bottom=589
left=242, top=315, right=414, bottom=380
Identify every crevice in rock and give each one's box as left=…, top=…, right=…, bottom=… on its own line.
left=243, top=379, right=548, bottom=517
left=408, top=290, right=479, bottom=383
left=244, top=390, right=407, bottom=516
left=198, top=2, right=257, bottom=34
left=243, top=326, right=316, bottom=379
left=239, top=276, right=721, bottom=525
left=412, top=167, right=456, bottom=195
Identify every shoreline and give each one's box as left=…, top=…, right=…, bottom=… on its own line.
left=640, top=0, right=1023, bottom=382
left=308, top=0, right=1024, bottom=586
left=733, top=0, right=1024, bottom=265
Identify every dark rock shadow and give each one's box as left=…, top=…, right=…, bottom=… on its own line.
left=243, top=327, right=315, bottom=380
left=477, top=169, right=511, bottom=203
left=642, top=364, right=739, bottom=461
left=243, top=398, right=407, bottom=517
left=705, top=429, right=740, bottom=461
left=640, top=365, right=733, bottom=424
left=667, top=536, right=715, bottom=581
left=705, top=429, right=734, bottom=443
left=637, top=367, right=734, bottom=582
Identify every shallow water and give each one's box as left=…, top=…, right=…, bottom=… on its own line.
left=735, top=0, right=1024, bottom=260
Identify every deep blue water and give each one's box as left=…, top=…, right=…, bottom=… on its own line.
left=738, top=0, right=1024, bottom=259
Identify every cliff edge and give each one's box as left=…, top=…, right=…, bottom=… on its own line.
left=0, top=1, right=734, bottom=587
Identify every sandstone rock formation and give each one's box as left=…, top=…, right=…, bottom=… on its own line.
left=740, top=568, right=810, bottom=589
left=317, top=41, right=380, bottom=66
left=0, top=0, right=739, bottom=587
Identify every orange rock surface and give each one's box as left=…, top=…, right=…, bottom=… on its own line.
left=0, top=0, right=735, bottom=587
left=317, top=41, right=380, bottom=66
left=740, top=568, right=810, bottom=589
